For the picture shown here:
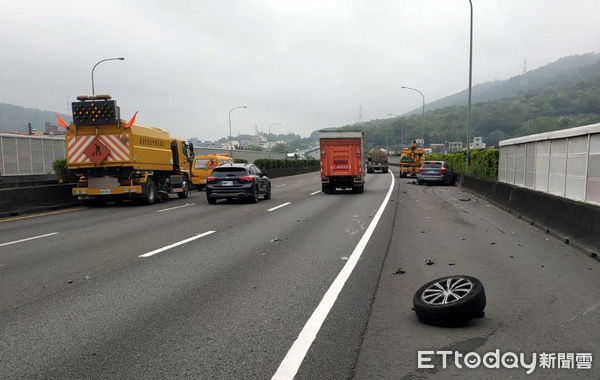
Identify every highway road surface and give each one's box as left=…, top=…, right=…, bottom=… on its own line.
left=0, top=169, right=598, bottom=379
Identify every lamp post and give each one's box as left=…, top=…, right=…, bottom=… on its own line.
left=268, top=122, right=282, bottom=158
left=91, top=57, right=125, bottom=96
left=466, top=0, right=474, bottom=169
left=401, top=86, right=425, bottom=144
left=388, top=113, right=404, bottom=147
left=228, top=106, right=247, bottom=157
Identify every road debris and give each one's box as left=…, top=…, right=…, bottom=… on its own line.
left=458, top=197, right=471, bottom=202
left=425, top=259, right=435, bottom=266
left=67, top=280, right=73, bottom=284
left=413, top=275, right=486, bottom=326
left=490, top=242, right=496, bottom=245
left=393, top=268, right=406, bottom=274
left=341, top=256, right=349, bottom=261
left=448, top=262, right=456, bottom=266
left=270, top=237, right=283, bottom=243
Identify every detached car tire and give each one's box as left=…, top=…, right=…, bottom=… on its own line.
left=413, top=275, right=486, bottom=327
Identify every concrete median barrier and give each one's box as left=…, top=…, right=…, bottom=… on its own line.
left=460, top=175, right=600, bottom=256
left=0, top=183, right=79, bottom=217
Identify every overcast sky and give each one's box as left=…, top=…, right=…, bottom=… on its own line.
left=1, top=0, right=599, bottom=140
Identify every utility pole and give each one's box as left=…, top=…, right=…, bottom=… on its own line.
left=466, top=0, right=473, bottom=170
left=28, top=122, right=32, bottom=135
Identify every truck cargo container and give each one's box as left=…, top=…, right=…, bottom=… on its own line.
left=366, top=148, right=389, bottom=173
left=319, top=130, right=364, bottom=193
left=66, top=95, right=193, bottom=205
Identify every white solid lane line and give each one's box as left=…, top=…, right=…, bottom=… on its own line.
left=0, top=232, right=60, bottom=248
left=272, top=170, right=395, bottom=380
left=156, top=203, right=196, bottom=212
left=139, top=231, right=216, bottom=258
left=309, top=190, right=321, bottom=196
left=267, top=202, right=292, bottom=212
left=275, top=184, right=287, bottom=188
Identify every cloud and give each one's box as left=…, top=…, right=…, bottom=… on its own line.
left=1, top=0, right=598, bottom=140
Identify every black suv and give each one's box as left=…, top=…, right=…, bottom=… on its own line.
left=206, top=164, right=271, bottom=204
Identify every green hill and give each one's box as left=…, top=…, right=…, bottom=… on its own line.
left=341, top=53, right=600, bottom=149
left=0, top=103, right=72, bottom=133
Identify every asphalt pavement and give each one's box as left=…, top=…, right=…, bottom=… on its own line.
left=0, top=168, right=598, bottom=379
left=354, top=171, right=599, bottom=379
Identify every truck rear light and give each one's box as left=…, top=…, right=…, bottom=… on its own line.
left=238, top=176, right=254, bottom=182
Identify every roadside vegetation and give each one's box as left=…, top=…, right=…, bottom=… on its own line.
left=426, top=148, right=499, bottom=179
left=254, top=158, right=319, bottom=170
left=52, top=158, right=77, bottom=183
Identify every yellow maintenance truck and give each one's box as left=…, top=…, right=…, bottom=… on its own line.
left=399, top=141, right=425, bottom=178
left=66, top=95, right=193, bottom=205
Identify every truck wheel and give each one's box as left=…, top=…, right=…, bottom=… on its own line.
left=353, top=184, right=364, bottom=193
left=322, top=184, right=332, bottom=194
left=413, top=275, right=486, bottom=326
left=143, top=179, right=157, bottom=205
left=178, top=178, right=190, bottom=199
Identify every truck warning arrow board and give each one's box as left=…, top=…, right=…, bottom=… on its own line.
left=84, top=137, right=110, bottom=165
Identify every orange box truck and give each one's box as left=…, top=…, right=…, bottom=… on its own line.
left=319, top=130, right=364, bottom=194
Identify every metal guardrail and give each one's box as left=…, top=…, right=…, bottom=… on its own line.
left=0, top=134, right=66, bottom=176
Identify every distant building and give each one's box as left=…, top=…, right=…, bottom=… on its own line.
left=429, top=143, right=445, bottom=153
left=448, top=141, right=463, bottom=152
left=44, top=122, right=65, bottom=135
left=221, top=140, right=240, bottom=150
left=470, top=136, right=486, bottom=149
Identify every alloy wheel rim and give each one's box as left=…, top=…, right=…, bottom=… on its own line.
left=421, top=277, right=473, bottom=305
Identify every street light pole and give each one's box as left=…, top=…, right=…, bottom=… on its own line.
left=268, top=122, right=282, bottom=158
left=228, top=106, right=247, bottom=157
left=401, top=86, right=425, bottom=144
left=388, top=113, right=404, bottom=147
left=466, top=0, right=474, bottom=169
left=91, top=57, right=125, bottom=96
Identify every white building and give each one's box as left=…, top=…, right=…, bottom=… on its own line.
left=470, top=137, right=486, bottom=149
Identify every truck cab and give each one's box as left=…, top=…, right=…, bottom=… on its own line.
left=191, top=154, right=234, bottom=190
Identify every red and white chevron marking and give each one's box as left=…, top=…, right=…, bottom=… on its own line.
left=67, top=135, right=130, bottom=163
